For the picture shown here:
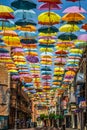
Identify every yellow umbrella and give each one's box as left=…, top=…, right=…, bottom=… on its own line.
left=59, top=24, right=80, bottom=32
left=39, top=32, right=57, bottom=36
left=2, top=36, right=22, bottom=47
left=0, top=26, right=16, bottom=30
left=62, top=13, right=85, bottom=22
left=38, top=12, right=61, bottom=25
left=69, top=49, right=83, bottom=54
left=0, top=5, right=14, bottom=13
left=39, top=39, right=56, bottom=44
left=40, top=48, right=53, bottom=52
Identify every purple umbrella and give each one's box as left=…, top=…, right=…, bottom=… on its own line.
left=26, top=55, right=39, bottom=63
left=78, top=34, right=87, bottom=42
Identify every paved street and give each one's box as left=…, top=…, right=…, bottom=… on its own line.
left=9, top=127, right=77, bottom=130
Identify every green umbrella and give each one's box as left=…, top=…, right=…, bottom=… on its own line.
left=58, top=33, right=77, bottom=40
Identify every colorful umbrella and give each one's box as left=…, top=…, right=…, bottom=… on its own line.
left=11, top=0, right=36, bottom=10
left=63, top=6, right=86, bottom=13
left=38, top=0, right=62, bottom=4
left=38, top=3, right=62, bottom=10
left=0, top=20, right=16, bottom=30
left=17, top=25, right=36, bottom=31
left=0, top=12, right=14, bottom=19
left=62, top=13, right=85, bottom=22
left=15, top=19, right=36, bottom=26
left=2, top=36, right=22, bottom=47
left=58, top=33, right=77, bottom=40
left=14, top=9, right=36, bottom=19
left=21, top=39, right=37, bottom=44
left=81, top=23, right=87, bottom=31
left=0, top=30, right=18, bottom=36
left=59, top=24, right=80, bottom=32
left=26, top=56, right=39, bottom=63
left=38, top=12, right=61, bottom=25
left=38, top=26, right=58, bottom=33
left=0, top=5, right=14, bottom=12
left=18, top=31, right=37, bottom=38
left=78, top=34, right=87, bottom=42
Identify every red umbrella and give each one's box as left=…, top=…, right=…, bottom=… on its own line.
left=38, top=0, right=62, bottom=4
left=66, top=0, right=80, bottom=2
left=42, top=75, right=52, bottom=80
left=0, top=12, right=14, bottom=19
left=82, top=23, right=87, bottom=31
left=55, top=50, right=68, bottom=54
left=38, top=3, right=62, bottom=10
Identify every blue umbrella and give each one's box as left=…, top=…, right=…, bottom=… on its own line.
left=11, top=0, right=36, bottom=10
left=0, top=20, right=15, bottom=30
left=18, top=31, right=37, bottom=38
left=66, top=63, right=78, bottom=67
left=39, top=44, right=54, bottom=47
left=14, top=9, right=36, bottom=19
left=68, top=53, right=82, bottom=57
left=21, top=39, right=37, bottom=44
left=38, top=26, right=58, bottom=33
left=0, top=48, right=9, bottom=53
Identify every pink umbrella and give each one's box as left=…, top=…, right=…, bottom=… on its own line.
left=12, top=48, right=23, bottom=52
left=38, top=36, right=57, bottom=39
left=63, top=6, right=86, bottom=13
left=78, top=34, right=87, bottom=42
left=38, top=3, right=62, bottom=10
left=55, top=58, right=66, bottom=63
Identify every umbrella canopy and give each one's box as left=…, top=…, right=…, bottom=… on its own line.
left=18, top=31, right=37, bottom=38
left=59, top=24, right=80, bottom=32
left=38, top=12, right=61, bottom=25
left=63, top=6, right=86, bottom=13
left=0, top=12, right=14, bottom=19
left=11, top=0, right=36, bottom=10
left=17, top=25, right=36, bottom=31
left=38, top=3, right=62, bottom=10
left=0, top=20, right=16, bottom=30
left=78, top=34, right=87, bottom=42
left=26, top=56, right=39, bottom=63
left=58, top=33, right=77, bottom=40
left=0, top=30, right=18, bottom=36
left=21, top=39, right=37, bottom=44
left=38, top=26, right=58, bottom=33
left=14, top=9, right=36, bottom=19
left=15, top=19, right=37, bottom=26
left=38, top=0, right=62, bottom=4
left=2, top=36, right=21, bottom=47
left=81, top=23, right=87, bottom=31
left=0, top=5, right=14, bottom=12
left=0, top=48, right=9, bottom=53
left=62, top=13, right=85, bottom=22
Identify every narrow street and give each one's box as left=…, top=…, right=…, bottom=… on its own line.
left=9, top=128, right=78, bottom=130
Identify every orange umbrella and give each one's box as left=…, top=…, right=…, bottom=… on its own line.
left=62, top=13, right=85, bottom=22
left=17, top=25, right=36, bottom=31
left=0, top=30, right=18, bottom=36
left=0, top=12, right=14, bottom=19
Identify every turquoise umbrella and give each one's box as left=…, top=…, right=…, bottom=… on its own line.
left=11, top=0, right=36, bottom=10
left=58, top=33, right=77, bottom=40
left=14, top=9, right=36, bottom=19
left=18, top=31, right=37, bottom=38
